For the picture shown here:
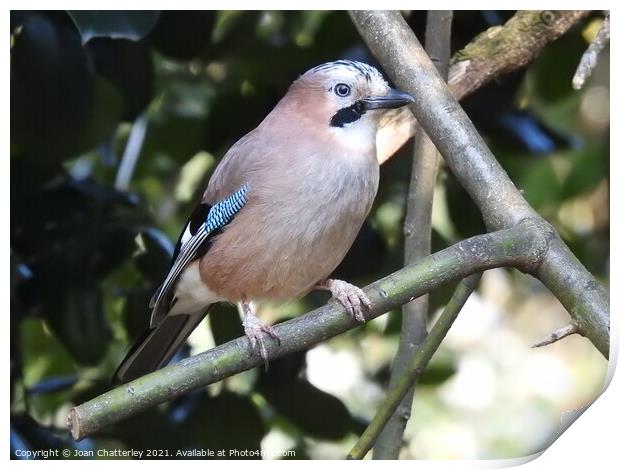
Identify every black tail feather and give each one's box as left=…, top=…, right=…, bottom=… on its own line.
left=113, top=308, right=211, bottom=384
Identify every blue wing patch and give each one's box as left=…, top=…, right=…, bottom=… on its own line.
left=205, top=184, right=248, bottom=233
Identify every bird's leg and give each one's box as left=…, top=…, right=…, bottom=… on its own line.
left=240, top=299, right=280, bottom=369
left=316, top=279, right=371, bottom=322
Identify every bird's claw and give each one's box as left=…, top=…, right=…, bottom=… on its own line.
left=242, top=312, right=280, bottom=370
left=325, top=279, right=371, bottom=322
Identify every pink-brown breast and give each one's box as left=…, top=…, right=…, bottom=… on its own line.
left=199, top=145, right=379, bottom=302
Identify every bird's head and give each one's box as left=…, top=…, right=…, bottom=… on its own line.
left=284, top=60, right=413, bottom=142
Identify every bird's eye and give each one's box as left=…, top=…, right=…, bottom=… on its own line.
left=334, top=83, right=351, bottom=97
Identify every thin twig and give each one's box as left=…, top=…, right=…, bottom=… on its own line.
left=373, top=10, right=452, bottom=460
left=68, top=219, right=548, bottom=440
left=572, top=13, right=610, bottom=90
left=350, top=10, right=609, bottom=358
left=532, top=323, right=581, bottom=348
left=115, top=115, right=148, bottom=191
left=348, top=273, right=482, bottom=460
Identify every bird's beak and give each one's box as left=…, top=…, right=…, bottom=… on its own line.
left=361, top=88, right=414, bottom=110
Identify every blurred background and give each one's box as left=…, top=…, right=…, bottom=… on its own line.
left=10, top=10, right=609, bottom=459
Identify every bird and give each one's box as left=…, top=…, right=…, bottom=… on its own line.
left=114, top=60, right=413, bottom=383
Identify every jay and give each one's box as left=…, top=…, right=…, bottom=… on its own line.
left=115, top=60, right=413, bottom=383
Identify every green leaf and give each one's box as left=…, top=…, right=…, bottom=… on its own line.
left=68, top=11, right=160, bottom=44
left=526, top=27, right=585, bottom=104
left=260, top=378, right=360, bottom=440
left=560, top=144, right=608, bottom=200
left=133, top=228, right=173, bottom=283
left=418, top=362, right=457, bottom=386
left=72, top=77, right=124, bottom=155
left=516, top=157, right=562, bottom=211
left=20, top=319, right=77, bottom=387
left=44, top=285, right=112, bottom=366
left=189, top=391, right=266, bottom=455
left=209, top=304, right=244, bottom=346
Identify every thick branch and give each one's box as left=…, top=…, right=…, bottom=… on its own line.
left=349, top=273, right=482, bottom=460
left=373, top=10, right=452, bottom=460
left=376, top=10, right=590, bottom=163
left=350, top=10, right=609, bottom=358
left=68, top=219, right=548, bottom=440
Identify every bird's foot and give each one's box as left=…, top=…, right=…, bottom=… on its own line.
left=241, top=302, right=280, bottom=370
left=320, top=279, right=371, bottom=322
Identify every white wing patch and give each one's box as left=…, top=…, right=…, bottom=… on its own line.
left=179, top=223, right=193, bottom=249
left=168, top=262, right=221, bottom=316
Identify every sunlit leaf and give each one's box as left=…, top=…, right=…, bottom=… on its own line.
left=68, top=11, right=160, bottom=44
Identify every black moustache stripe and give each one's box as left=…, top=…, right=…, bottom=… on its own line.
left=330, top=101, right=366, bottom=128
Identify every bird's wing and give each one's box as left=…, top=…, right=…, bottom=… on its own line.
left=149, top=184, right=249, bottom=326
left=202, top=129, right=263, bottom=204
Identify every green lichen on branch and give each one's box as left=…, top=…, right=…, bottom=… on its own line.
left=453, top=11, right=588, bottom=63
left=449, top=10, right=589, bottom=99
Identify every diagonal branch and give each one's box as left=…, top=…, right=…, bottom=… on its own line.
left=68, top=219, right=549, bottom=440
left=350, top=10, right=609, bottom=358
left=349, top=272, right=482, bottom=460
left=376, top=10, right=590, bottom=164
